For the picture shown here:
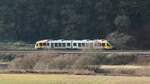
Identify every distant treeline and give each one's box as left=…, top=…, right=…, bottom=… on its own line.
left=0, top=0, right=150, bottom=49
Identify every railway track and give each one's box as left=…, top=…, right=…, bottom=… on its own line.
left=0, top=50, right=150, bottom=55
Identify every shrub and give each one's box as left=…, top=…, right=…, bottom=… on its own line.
left=48, top=54, right=79, bottom=69
left=0, top=54, right=15, bottom=62
left=33, top=55, right=52, bottom=70
left=105, top=54, right=135, bottom=65
left=134, top=55, right=150, bottom=65
left=106, top=31, right=135, bottom=49
left=72, top=54, right=99, bottom=69
left=10, top=54, right=40, bottom=69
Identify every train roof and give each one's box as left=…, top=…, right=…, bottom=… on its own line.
left=36, top=39, right=108, bottom=43
left=36, top=39, right=48, bottom=43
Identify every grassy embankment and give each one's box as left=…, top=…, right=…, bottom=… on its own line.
left=0, top=42, right=34, bottom=50
left=1, top=50, right=150, bottom=76
left=0, top=74, right=150, bottom=84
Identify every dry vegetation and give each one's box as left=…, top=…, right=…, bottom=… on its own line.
left=0, top=74, right=150, bottom=84
left=0, top=42, right=34, bottom=50
left=0, top=51, right=147, bottom=75
left=1, top=50, right=150, bottom=76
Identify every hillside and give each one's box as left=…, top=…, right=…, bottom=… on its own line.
left=0, top=0, right=150, bottom=49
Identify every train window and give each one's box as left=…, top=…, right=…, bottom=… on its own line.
left=47, top=43, right=49, bottom=46
left=86, top=43, right=89, bottom=47
left=51, top=43, right=54, bottom=48
left=39, top=43, right=42, bottom=46
left=102, top=43, right=105, bottom=47
left=36, top=44, right=38, bottom=46
left=78, top=43, right=81, bottom=47
left=107, top=43, right=110, bottom=47
left=62, top=43, right=66, bottom=47
left=67, top=43, right=70, bottom=46
left=73, top=43, right=77, bottom=46
left=55, top=43, right=58, bottom=47
left=58, top=43, right=61, bottom=47
left=82, top=43, right=85, bottom=47
left=43, top=43, right=46, bottom=46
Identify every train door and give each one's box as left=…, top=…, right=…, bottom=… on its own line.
left=87, top=42, right=94, bottom=49
left=72, top=42, right=77, bottom=49
left=51, top=43, right=55, bottom=48
left=62, top=43, right=66, bottom=48
left=95, top=42, right=102, bottom=49
left=77, top=42, right=85, bottom=49
left=66, top=42, right=71, bottom=49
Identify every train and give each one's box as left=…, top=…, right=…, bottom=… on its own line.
left=34, top=39, right=113, bottom=50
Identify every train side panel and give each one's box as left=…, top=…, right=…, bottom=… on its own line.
left=35, top=39, right=113, bottom=50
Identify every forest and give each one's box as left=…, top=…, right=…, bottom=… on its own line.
left=0, top=0, right=150, bottom=49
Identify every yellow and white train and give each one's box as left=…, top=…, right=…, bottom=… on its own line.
left=35, top=39, right=113, bottom=50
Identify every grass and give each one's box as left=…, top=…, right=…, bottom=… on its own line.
left=0, top=74, right=150, bottom=84
left=100, top=65, right=150, bottom=69
left=99, top=65, right=150, bottom=75
left=0, top=42, right=34, bottom=50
